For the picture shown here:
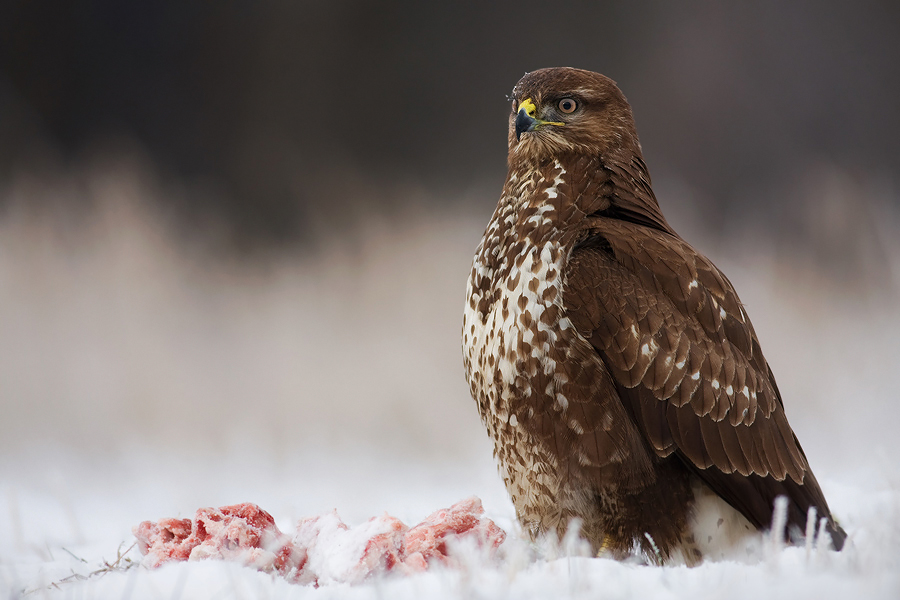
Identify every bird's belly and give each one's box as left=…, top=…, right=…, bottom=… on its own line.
left=463, top=239, right=572, bottom=423
left=463, top=238, right=582, bottom=531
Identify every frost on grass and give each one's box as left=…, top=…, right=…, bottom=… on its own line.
left=132, top=497, right=505, bottom=585
left=33, top=542, right=139, bottom=593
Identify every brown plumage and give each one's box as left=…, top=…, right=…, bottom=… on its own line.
left=462, top=67, right=845, bottom=563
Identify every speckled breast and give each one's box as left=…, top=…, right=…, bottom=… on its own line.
left=464, top=160, right=589, bottom=444
left=462, top=161, right=591, bottom=530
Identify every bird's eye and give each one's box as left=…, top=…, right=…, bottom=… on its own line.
left=558, top=98, right=577, bottom=114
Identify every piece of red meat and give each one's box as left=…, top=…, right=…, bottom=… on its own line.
left=404, top=497, right=506, bottom=569
left=133, top=503, right=306, bottom=579
left=133, top=496, right=505, bottom=585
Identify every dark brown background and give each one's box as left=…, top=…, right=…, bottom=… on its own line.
left=3, top=1, right=898, bottom=253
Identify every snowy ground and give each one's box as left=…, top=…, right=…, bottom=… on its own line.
left=3, top=450, right=900, bottom=600
left=2, top=161, right=899, bottom=598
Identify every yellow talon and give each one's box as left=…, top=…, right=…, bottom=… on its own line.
left=597, top=535, right=611, bottom=556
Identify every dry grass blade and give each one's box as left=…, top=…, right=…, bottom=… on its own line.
left=25, top=541, right=140, bottom=595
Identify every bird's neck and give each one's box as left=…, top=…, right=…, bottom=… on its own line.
left=594, top=148, right=674, bottom=234
left=503, top=149, right=674, bottom=236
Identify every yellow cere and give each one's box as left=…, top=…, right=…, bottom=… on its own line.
left=518, top=97, right=564, bottom=128
left=519, top=98, right=538, bottom=118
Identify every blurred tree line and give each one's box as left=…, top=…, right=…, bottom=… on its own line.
left=1, top=0, right=898, bottom=251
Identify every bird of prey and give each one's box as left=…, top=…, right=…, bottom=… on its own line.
left=462, top=67, right=845, bottom=564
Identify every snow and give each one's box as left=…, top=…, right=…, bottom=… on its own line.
left=3, top=475, right=900, bottom=600
left=1, top=162, right=900, bottom=598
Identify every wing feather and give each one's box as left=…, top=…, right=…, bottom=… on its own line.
left=562, top=219, right=845, bottom=542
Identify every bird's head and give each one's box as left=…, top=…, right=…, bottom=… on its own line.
left=508, top=67, right=642, bottom=167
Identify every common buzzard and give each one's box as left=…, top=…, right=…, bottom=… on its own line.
left=462, top=67, right=845, bottom=563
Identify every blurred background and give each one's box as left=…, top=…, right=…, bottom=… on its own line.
left=1, top=0, right=899, bottom=550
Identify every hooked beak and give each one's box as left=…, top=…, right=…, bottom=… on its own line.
left=514, top=98, right=564, bottom=141
left=515, top=109, right=535, bottom=141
